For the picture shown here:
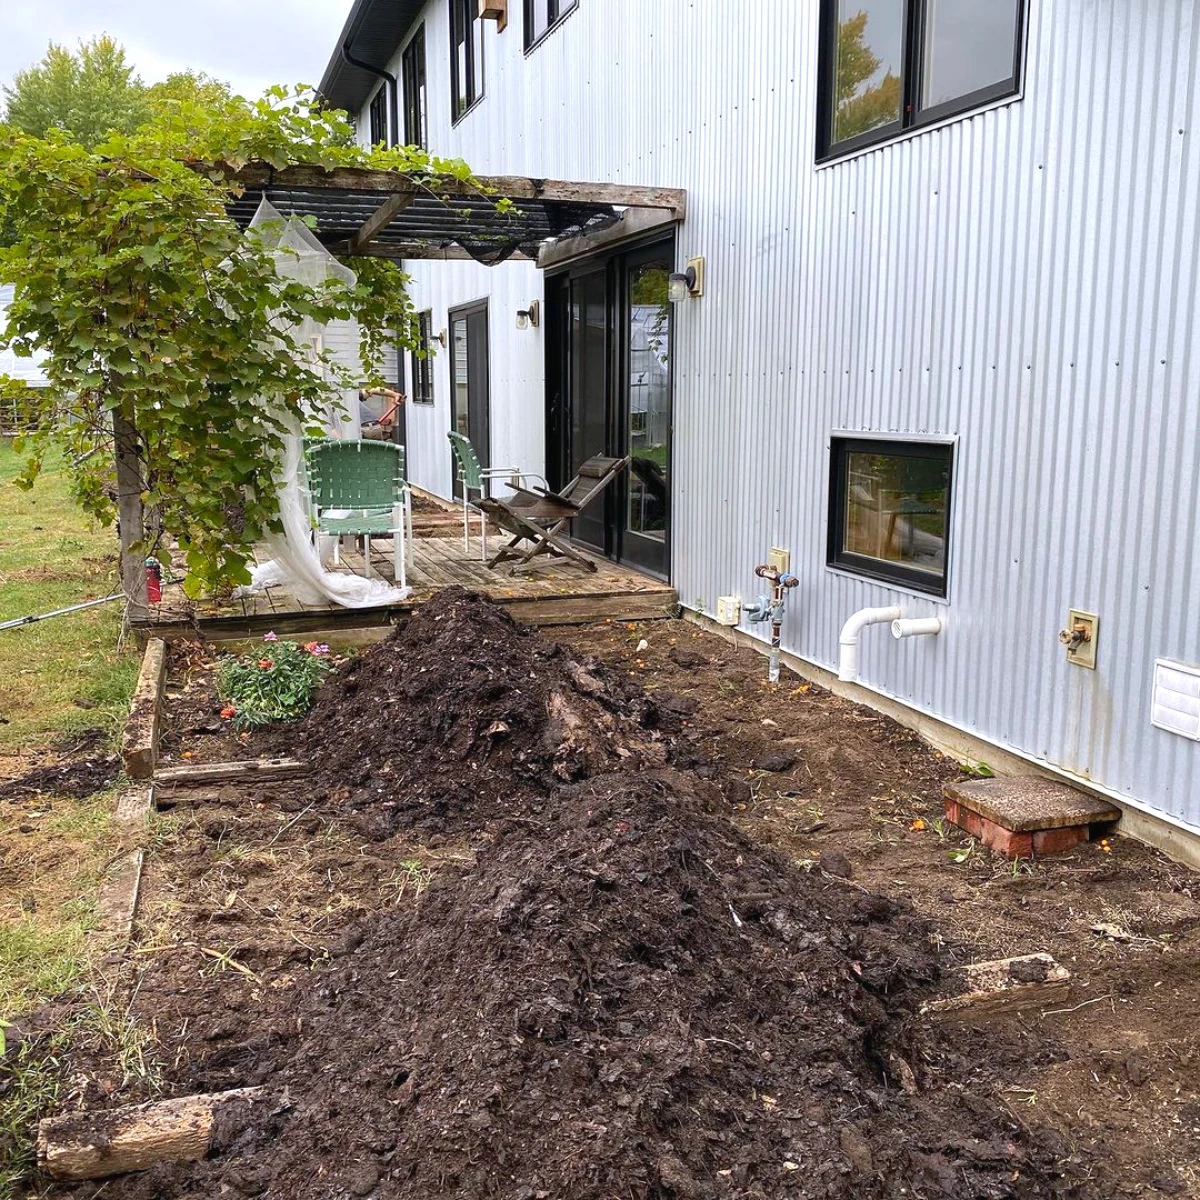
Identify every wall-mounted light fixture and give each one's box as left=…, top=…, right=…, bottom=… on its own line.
left=668, top=256, right=705, bottom=303
left=516, top=300, right=540, bottom=329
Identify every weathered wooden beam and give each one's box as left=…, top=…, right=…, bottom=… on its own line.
left=153, top=757, right=307, bottom=786
left=921, top=952, right=1071, bottom=1020
left=216, top=163, right=687, bottom=215
left=112, top=406, right=148, bottom=621
left=38, top=1088, right=265, bottom=1181
left=121, top=638, right=168, bottom=780
left=349, top=192, right=416, bottom=254
left=538, top=206, right=682, bottom=270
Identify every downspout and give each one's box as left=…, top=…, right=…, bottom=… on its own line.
left=342, top=31, right=400, bottom=148
left=838, top=606, right=902, bottom=683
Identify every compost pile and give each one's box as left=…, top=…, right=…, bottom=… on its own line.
left=276, top=588, right=689, bottom=840
left=101, top=593, right=1073, bottom=1198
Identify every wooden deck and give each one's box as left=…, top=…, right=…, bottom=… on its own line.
left=138, top=530, right=678, bottom=641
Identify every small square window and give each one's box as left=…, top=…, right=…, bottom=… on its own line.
left=828, top=437, right=953, bottom=596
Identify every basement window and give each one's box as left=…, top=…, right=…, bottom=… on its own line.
left=828, top=437, right=953, bottom=596
left=410, top=311, right=434, bottom=405
left=525, top=0, right=578, bottom=51
left=817, top=0, right=1025, bottom=161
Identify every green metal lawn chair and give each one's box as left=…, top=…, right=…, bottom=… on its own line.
left=446, top=430, right=544, bottom=561
left=306, top=438, right=413, bottom=587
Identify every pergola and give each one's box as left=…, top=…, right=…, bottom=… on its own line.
left=219, top=163, right=687, bottom=267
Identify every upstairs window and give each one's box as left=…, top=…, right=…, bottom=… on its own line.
left=827, top=437, right=953, bottom=596
left=410, top=311, right=434, bottom=405
left=368, top=84, right=389, bottom=147
left=525, top=0, right=578, bottom=51
left=817, top=0, right=1025, bottom=161
left=402, top=25, right=428, bottom=148
left=450, top=0, right=484, bottom=122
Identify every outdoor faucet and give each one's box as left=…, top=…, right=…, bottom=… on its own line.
left=747, top=564, right=800, bottom=683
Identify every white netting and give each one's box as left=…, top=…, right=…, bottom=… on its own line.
left=237, top=198, right=409, bottom=608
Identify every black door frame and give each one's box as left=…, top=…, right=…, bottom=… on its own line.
left=448, top=298, right=490, bottom=499
left=544, top=230, right=675, bottom=580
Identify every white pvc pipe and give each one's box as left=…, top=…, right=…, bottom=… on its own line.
left=892, top=616, right=943, bottom=640
left=838, top=606, right=902, bottom=682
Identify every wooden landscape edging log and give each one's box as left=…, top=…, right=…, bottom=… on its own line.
left=153, top=757, right=307, bottom=786
left=38, top=1087, right=266, bottom=1181
left=121, top=638, right=167, bottom=779
left=921, top=952, right=1071, bottom=1020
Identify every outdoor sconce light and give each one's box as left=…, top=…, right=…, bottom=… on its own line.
left=668, top=256, right=705, bottom=303
left=516, top=300, right=540, bottom=329
left=435, top=328, right=448, bottom=347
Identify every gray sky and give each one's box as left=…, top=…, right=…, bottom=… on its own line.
left=0, top=0, right=352, bottom=99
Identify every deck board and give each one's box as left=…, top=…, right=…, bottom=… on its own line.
left=139, top=531, right=677, bottom=640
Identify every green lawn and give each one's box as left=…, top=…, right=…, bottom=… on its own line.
left=0, top=440, right=138, bottom=751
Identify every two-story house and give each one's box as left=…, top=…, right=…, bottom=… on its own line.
left=319, top=0, right=1200, bottom=862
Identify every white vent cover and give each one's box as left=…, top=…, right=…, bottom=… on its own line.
left=1152, top=659, right=1200, bottom=740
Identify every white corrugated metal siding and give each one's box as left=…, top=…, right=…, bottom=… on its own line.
left=360, top=0, right=1200, bottom=835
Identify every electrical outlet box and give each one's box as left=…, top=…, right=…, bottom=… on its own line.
left=1063, top=609, right=1099, bottom=669
left=767, top=547, right=791, bottom=574
left=716, top=596, right=741, bottom=626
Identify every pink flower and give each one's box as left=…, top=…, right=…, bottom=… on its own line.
left=263, top=631, right=278, bottom=642
left=304, top=641, right=330, bottom=656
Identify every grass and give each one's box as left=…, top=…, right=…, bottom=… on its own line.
left=0, top=787, right=118, bottom=1016
left=0, top=439, right=138, bottom=752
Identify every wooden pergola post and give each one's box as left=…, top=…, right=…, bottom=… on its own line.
left=112, top=405, right=149, bottom=622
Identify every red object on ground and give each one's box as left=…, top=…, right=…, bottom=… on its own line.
left=146, top=560, right=162, bottom=604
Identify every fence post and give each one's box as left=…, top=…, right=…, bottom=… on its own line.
left=112, top=406, right=149, bottom=622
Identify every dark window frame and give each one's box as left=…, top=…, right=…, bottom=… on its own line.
left=826, top=436, right=954, bottom=597
left=816, top=0, right=1026, bottom=163
left=410, top=310, right=434, bottom=405
left=524, top=0, right=578, bottom=53
left=449, top=0, right=484, bottom=124
left=368, top=84, right=389, bottom=148
left=402, top=25, right=428, bottom=148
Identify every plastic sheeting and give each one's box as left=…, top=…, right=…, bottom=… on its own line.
left=237, top=198, right=410, bottom=609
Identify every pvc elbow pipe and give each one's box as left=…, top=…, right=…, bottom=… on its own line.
left=892, top=616, right=943, bottom=640
left=837, top=605, right=903, bottom=682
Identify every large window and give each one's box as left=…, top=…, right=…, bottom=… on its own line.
left=402, top=26, right=427, bottom=148
left=817, top=0, right=1024, bottom=161
left=525, top=0, right=578, bottom=51
left=368, top=85, right=389, bottom=147
left=410, top=311, right=434, bottom=405
left=828, top=437, right=953, bottom=595
left=450, top=0, right=484, bottom=122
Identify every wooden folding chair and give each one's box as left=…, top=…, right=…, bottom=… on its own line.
left=478, top=454, right=630, bottom=574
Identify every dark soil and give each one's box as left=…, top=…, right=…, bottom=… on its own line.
left=0, top=727, right=119, bottom=801
left=26, top=596, right=1200, bottom=1198
left=264, top=589, right=684, bottom=842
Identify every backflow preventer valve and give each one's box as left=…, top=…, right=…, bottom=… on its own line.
left=744, top=564, right=800, bottom=682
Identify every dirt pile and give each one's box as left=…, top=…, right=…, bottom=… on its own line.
left=0, top=728, right=120, bottom=802
left=277, top=589, right=686, bottom=840
left=74, top=595, right=1075, bottom=1198
left=107, top=770, right=1069, bottom=1199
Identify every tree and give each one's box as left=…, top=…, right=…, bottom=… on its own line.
left=833, top=12, right=902, bottom=143
left=2, top=35, right=149, bottom=147
left=0, top=85, right=497, bottom=597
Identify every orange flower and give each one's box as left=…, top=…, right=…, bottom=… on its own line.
left=258, top=658, right=274, bottom=670
left=910, top=818, right=927, bottom=832
left=220, top=705, right=237, bottom=719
